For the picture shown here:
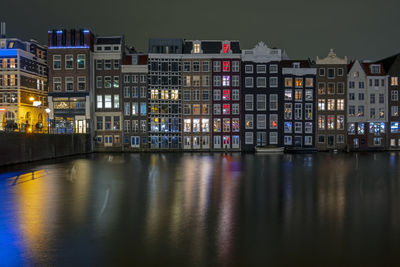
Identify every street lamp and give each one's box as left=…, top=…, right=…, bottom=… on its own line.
left=45, top=108, right=51, bottom=134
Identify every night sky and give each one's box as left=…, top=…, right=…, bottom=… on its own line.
left=1, top=0, right=399, bottom=60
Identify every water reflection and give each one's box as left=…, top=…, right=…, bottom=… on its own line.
left=1, top=153, right=400, bottom=265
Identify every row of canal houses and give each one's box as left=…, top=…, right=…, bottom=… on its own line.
left=2, top=26, right=400, bottom=152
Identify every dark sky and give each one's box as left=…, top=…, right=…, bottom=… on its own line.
left=1, top=0, right=399, bottom=60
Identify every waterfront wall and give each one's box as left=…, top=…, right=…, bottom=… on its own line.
left=0, top=133, right=92, bottom=166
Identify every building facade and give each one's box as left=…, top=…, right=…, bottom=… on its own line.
left=121, top=54, right=148, bottom=150
left=241, top=42, right=288, bottom=151
left=93, top=36, right=124, bottom=150
left=210, top=40, right=241, bottom=150
left=148, top=39, right=182, bottom=149
left=0, top=35, right=48, bottom=132
left=376, top=53, right=400, bottom=149
left=281, top=60, right=317, bottom=150
left=315, top=49, right=348, bottom=151
left=181, top=41, right=212, bottom=150
left=47, top=29, right=94, bottom=134
left=347, top=60, right=388, bottom=150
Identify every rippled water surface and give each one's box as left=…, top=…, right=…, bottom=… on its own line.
left=1, top=152, right=400, bottom=266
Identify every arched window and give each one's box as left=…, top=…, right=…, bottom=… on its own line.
left=38, top=113, right=43, bottom=123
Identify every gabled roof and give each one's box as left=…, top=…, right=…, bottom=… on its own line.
left=361, top=62, right=386, bottom=76
left=375, top=53, right=400, bottom=73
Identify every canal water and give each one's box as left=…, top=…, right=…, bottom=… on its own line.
left=1, top=152, right=400, bottom=266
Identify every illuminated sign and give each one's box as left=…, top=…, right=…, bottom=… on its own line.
left=33, top=101, right=42, bottom=107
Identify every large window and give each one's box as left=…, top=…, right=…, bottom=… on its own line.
left=65, top=55, right=73, bottom=69
left=223, top=61, right=230, bottom=72
left=256, top=94, right=266, bottom=111
left=97, top=95, right=103, bottom=109
left=53, top=55, right=61, bottom=70
left=318, top=99, right=325, bottom=111
left=257, top=114, right=266, bottom=129
left=77, top=54, right=85, bottom=69
left=53, top=77, right=62, bottom=91
left=105, top=95, right=112, bottom=108
left=294, top=103, right=302, bottom=120
left=270, top=94, right=278, bottom=111
left=114, top=95, right=119, bottom=108
left=327, top=99, right=335, bottom=111
left=184, top=119, right=191, bottom=132
left=257, top=77, right=266, bottom=88
left=327, top=115, right=335, bottom=130
left=78, top=77, right=86, bottom=91
left=213, top=61, right=221, bottom=72
left=305, top=103, right=312, bottom=120
left=245, top=95, right=253, bottom=110
left=104, top=76, right=112, bottom=88
left=214, top=118, right=221, bottom=132
left=223, top=119, right=230, bottom=132
left=270, top=114, right=278, bottom=129
left=202, top=119, right=209, bottom=132
left=65, top=77, right=74, bottom=91
left=337, top=115, right=344, bottom=130
left=284, top=103, right=292, bottom=120
left=245, top=115, right=253, bottom=129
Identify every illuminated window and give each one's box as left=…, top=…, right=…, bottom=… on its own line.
left=284, top=103, right=292, bottom=120
left=223, top=104, right=230, bottom=114
left=305, top=78, right=313, bottom=87
left=337, top=99, right=344, bottom=110
left=131, top=102, right=138, bottom=115
left=245, top=114, right=253, bottom=129
left=193, top=76, right=200, bottom=87
left=202, top=119, right=209, bottom=132
left=285, top=78, right=293, bottom=87
left=214, top=118, right=221, bottom=132
left=223, top=43, right=229, bottom=53
left=305, top=103, right=312, bottom=120
left=318, top=116, right=325, bottom=130
left=184, top=76, right=191, bottom=87
left=295, top=90, right=302, bottom=101
left=184, top=119, right=191, bottom=132
left=327, top=99, right=335, bottom=111
left=97, top=95, right=103, bottom=109
left=223, top=118, right=230, bottom=132
left=223, top=90, right=230, bottom=100
left=336, top=115, right=344, bottom=130
left=318, top=83, right=326, bottom=94
left=295, top=78, right=303, bottom=88
left=193, top=119, right=200, bottom=132
left=285, top=90, right=292, bottom=100
left=223, top=61, right=230, bottom=72
left=327, top=115, right=335, bottom=130
left=77, top=54, right=85, bottom=69
left=270, top=114, right=278, bottom=129
left=284, top=122, right=292, bottom=133
left=318, top=99, right=325, bottom=111
left=104, top=95, right=112, bottom=108
left=193, top=104, right=201, bottom=115
left=391, top=77, right=398, bottom=86
left=232, top=118, right=239, bottom=132
left=202, top=104, right=209, bottom=115
left=222, top=76, right=230, bottom=86
left=161, top=90, right=169, bottom=100
left=194, top=43, right=200, bottom=53
left=151, top=89, right=159, bottom=100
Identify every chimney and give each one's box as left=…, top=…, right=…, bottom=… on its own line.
left=0, top=22, right=6, bottom=38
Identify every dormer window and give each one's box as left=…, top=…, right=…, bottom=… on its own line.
left=354, top=71, right=359, bottom=78
left=371, top=64, right=381, bottom=74
left=193, top=43, right=200, bottom=54
left=293, top=62, right=300, bottom=68
left=223, top=43, right=229, bottom=54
